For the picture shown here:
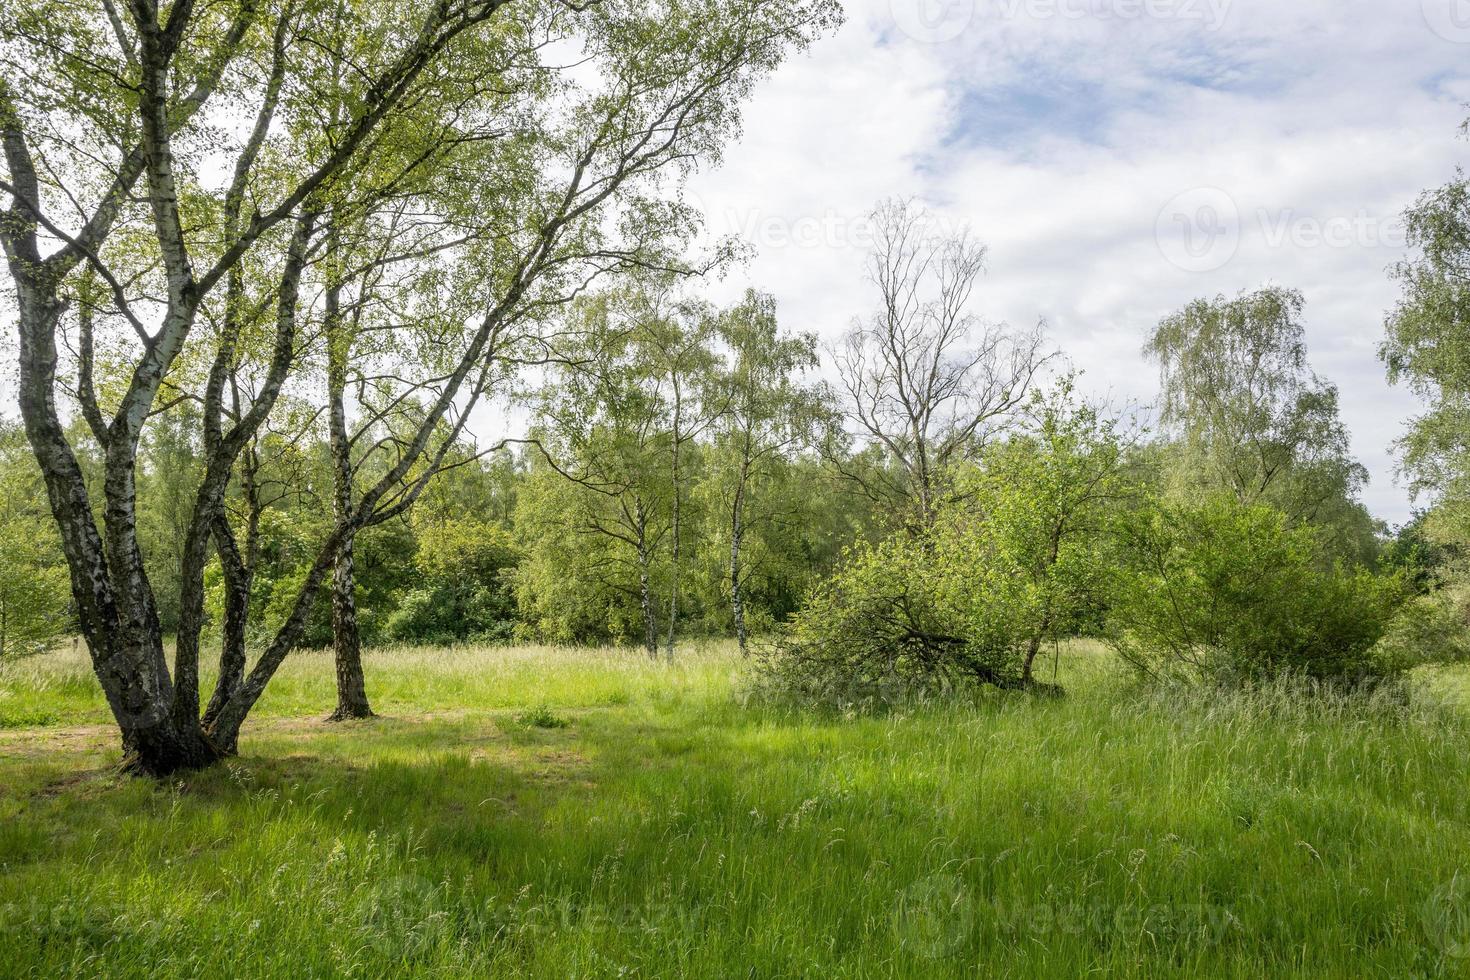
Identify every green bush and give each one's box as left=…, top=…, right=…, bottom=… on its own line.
left=1372, top=589, right=1470, bottom=670
left=752, top=534, right=1027, bottom=708
left=514, top=704, right=571, bottom=729
left=1108, top=496, right=1406, bottom=686
left=755, top=390, right=1131, bottom=708
left=386, top=519, right=521, bottom=646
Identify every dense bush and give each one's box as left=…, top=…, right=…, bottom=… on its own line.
left=1108, top=497, right=1406, bottom=685
left=255, top=518, right=418, bottom=649
left=755, top=390, right=1129, bottom=707
left=385, top=520, right=521, bottom=646
left=752, top=534, right=1029, bottom=708
left=1373, top=589, right=1470, bottom=670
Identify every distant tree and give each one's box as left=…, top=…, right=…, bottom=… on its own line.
left=1147, top=287, right=1375, bottom=555
left=1108, top=496, right=1404, bottom=686
left=709, top=290, right=831, bottom=653
left=1381, top=513, right=1459, bottom=596
left=1383, top=172, right=1470, bottom=536
left=692, top=453, right=862, bottom=638
left=835, top=198, right=1050, bottom=529
left=523, top=290, right=680, bottom=657
left=513, top=472, right=626, bottom=645
left=758, top=386, right=1131, bottom=704
left=416, top=448, right=524, bottom=529
left=947, top=383, right=1138, bottom=684
left=386, top=517, right=520, bottom=646
left=643, top=297, right=723, bottom=658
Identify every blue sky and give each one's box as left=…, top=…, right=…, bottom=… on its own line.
left=687, top=0, right=1470, bottom=525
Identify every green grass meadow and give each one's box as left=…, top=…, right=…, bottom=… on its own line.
left=3, top=642, right=1470, bottom=977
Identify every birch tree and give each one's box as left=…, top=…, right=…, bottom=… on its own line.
left=1147, top=287, right=1367, bottom=525
left=648, top=299, right=721, bottom=658
left=524, top=290, right=678, bottom=657
left=710, top=290, right=828, bottom=653
left=1383, top=173, right=1470, bottom=537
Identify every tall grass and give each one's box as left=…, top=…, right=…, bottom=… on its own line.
left=2, top=642, right=1469, bottom=977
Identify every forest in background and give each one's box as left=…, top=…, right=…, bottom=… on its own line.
left=2, top=196, right=1463, bottom=680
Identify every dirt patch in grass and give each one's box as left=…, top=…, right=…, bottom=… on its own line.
left=0, top=724, right=116, bottom=761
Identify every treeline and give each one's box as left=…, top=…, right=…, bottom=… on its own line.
left=0, top=380, right=871, bottom=659
left=0, top=217, right=1415, bottom=672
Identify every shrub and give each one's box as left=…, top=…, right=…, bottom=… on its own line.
left=1108, top=496, right=1406, bottom=686
left=1372, top=589, right=1470, bottom=671
left=754, top=390, right=1130, bottom=708
left=752, top=534, right=1029, bottom=709
left=386, top=520, right=520, bottom=646
left=514, top=704, right=570, bottom=729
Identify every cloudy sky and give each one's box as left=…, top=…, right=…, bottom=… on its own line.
left=685, top=0, right=1470, bottom=526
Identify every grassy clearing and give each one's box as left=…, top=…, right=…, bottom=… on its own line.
left=2, top=642, right=1470, bottom=977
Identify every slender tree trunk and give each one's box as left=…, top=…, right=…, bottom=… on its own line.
left=202, top=434, right=260, bottom=729
left=325, top=239, right=373, bottom=722
left=915, top=448, right=935, bottom=533
left=636, top=504, right=659, bottom=659
left=1022, top=631, right=1045, bottom=686
left=203, top=515, right=252, bottom=728
left=639, top=559, right=659, bottom=658
left=665, top=383, right=683, bottom=661
left=1022, top=526, right=1065, bottom=686
left=730, top=475, right=749, bottom=656
left=328, top=533, right=372, bottom=720
left=665, top=479, right=681, bottom=661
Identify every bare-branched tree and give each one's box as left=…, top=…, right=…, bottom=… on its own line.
left=834, top=198, right=1051, bottom=529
